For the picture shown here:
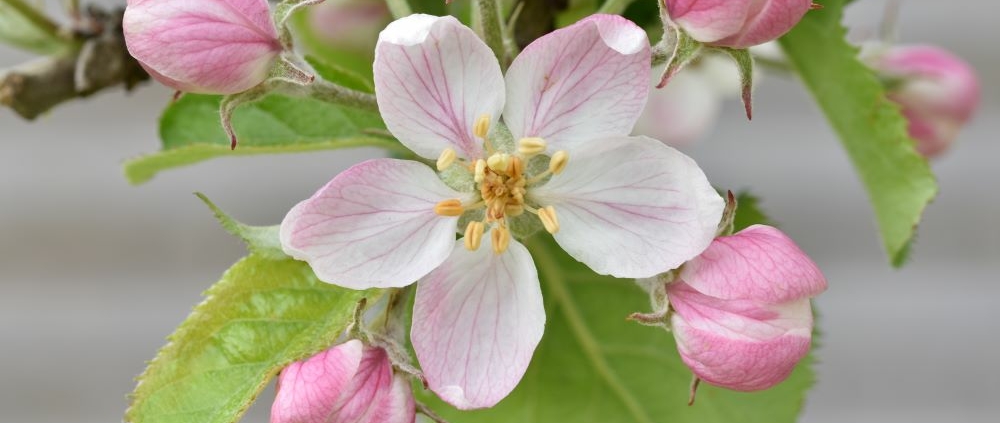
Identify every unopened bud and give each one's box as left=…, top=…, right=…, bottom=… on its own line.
left=123, top=0, right=282, bottom=94
left=664, top=0, right=813, bottom=49
left=271, top=340, right=416, bottom=423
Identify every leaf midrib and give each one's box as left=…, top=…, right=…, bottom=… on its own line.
left=530, top=238, right=655, bottom=423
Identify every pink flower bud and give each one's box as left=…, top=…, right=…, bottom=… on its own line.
left=123, top=0, right=282, bottom=94
left=872, top=45, right=980, bottom=158
left=309, top=0, right=391, bottom=52
left=667, top=225, right=827, bottom=391
left=271, top=340, right=416, bottom=423
left=664, top=0, right=813, bottom=49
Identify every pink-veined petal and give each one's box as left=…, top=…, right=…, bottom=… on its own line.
left=503, top=14, right=651, bottom=151
left=680, top=225, right=827, bottom=304
left=271, top=340, right=365, bottom=423
left=123, top=0, right=280, bottom=94
left=664, top=0, right=750, bottom=44
left=374, top=14, right=505, bottom=160
left=411, top=236, right=544, bottom=410
left=712, top=0, right=813, bottom=49
left=335, top=346, right=415, bottom=423
left=366, top=374, right=417, bottom=423
left=667, top=281, right=814, bottom=391
left=280, top=159, right=471, bottom=289
left=529, top=136, right=724, bottom=278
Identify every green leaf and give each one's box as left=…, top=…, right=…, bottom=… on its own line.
left=779, top=0, right=937, bottom=267
left=195, top=193, right=284, bottom=259
left=421, top=236, right=816, bottom=423
left=0, top=0, right=71, bottom=54
left=124, top=93, right=403, bottom=185
left=126, top=254, right=381, bottom=423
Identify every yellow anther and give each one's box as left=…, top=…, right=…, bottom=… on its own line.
left=538, top=206, right=560, bottom=234
left=491, top=226, right=511, bottom=254
left=474, top=114, right=491, bottom=139
left=434, top=199, right=464, bottom=217
left=549, top=151, right=569, bottom=175
left=464, top=221, right=485, bottom=251
left=474, top=159, right=487, bottom=183
left=436, top=148, right=457, bottom=171
left=487, top=153, right=511, bottom=174
left=508, top=156, right=524, bottom=177
left=518, top=137, right=547, bottom=155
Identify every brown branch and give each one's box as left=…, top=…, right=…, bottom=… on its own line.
left=0, top=7, right=147, bottom=120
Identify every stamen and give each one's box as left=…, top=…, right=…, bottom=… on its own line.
left=487, top=153, right=511, bottom=174
left=473, top=114, right=491, bottom=139
left=518, top=137, right=547, bottom=156
left=508, top=156, right=524, bottom=177
left=491, top=226, right=511, bottom=254
left=464, top=221, right=485, bottom=251
left=433, top=199, right=464, bottom=217
left=436, top=148, right=457, bottom=171
left=549, top=151, right=569, bottom=175
left=474, top=159, right=487, bottom=183
left=538, top=206, right=560, bottom=234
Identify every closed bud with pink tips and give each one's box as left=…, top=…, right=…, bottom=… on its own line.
left=870, top=45, right=980, bottom=158
left=663, top=0, right=814, bottom=49
left=666, top=225, right=827, bottom=391
left=123, top=0, right=282, bottom=94
left=271, top=340, right=415, bottom=423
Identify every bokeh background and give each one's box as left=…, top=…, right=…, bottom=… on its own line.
left=1, top=1, right=997, bottom=422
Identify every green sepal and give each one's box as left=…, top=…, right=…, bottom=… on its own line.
left=714, top=47, right=754, bottom=120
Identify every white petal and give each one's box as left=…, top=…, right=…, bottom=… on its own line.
left=374, top=14, right=505, bottom=160
left=280, top=159, right=471, bottom=289
left=503, top=14, right=651, bottom=151
left=529, top=136, right=724, bottom=278
left=411, top=236, right=544, bottom=410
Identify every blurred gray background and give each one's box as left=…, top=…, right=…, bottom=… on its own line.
left=1, top=1, right=997, bottom=422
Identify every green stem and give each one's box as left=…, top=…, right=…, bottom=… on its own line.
left=306, top=79, right=380, bottom=113
left=477, top=0, right=508, bottom=67
left=385, top=0, right=413, bottom=19
left=597, top=0, right=637, bottom=15
left=2, top=0, right=63, bottom=39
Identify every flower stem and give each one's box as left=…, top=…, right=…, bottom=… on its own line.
left=477, top=0, right=508, bottom=68
left=597, top=0, right=637, bottom=15
left=385, top=0, right=413, bottom=19
left=2, top=0, right=64, bottom=40
left=305, top=79, right=380, bottom=113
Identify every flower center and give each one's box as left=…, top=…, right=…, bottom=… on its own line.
left=433, top=114, right=568, bottom=254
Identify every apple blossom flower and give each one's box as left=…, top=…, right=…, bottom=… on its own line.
left=666, top=225, right=827, bottom=391
left=123, top=0, right=282, bottom=94
left=869, top=45, right=980, bottom=158
left=280, top=14, right=724, bottom=409
left=271, top=340, right=415, bottom=423
left=663, top=0, right=813, bottom=49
